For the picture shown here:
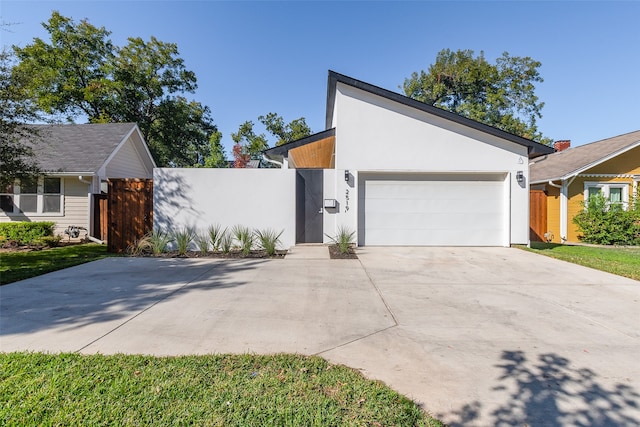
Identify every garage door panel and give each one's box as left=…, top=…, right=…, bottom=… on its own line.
left=358, top=174, right=506, bottom=246
left=364, top=198, right=502, bottom=214
left=360, top=227, right=500, bottom=246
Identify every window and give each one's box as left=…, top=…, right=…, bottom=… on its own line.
left=0, top=177, right=63, bottom=215
left=584, top=182, right=629, bottom=210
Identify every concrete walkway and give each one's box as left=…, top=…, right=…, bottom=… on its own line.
left=1, top=247, right=638, bottom=426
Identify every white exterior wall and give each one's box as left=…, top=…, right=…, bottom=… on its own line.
left=329, top=83, right=530, bottom=245
left=154, top=168, right=297, bottom=249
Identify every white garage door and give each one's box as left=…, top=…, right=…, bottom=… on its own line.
left=358, top=173, right=506, bottom=246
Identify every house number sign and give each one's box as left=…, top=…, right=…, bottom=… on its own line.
left=345, top=189, right=350, bottom=211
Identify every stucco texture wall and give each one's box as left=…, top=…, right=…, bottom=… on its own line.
left=153, top=168, right=297, bottom=249
left=332, top=83, right=531, bottom=245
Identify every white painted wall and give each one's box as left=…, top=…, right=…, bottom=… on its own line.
left=154, top=168, right=297, bottom=249
left=329, top=83, right=531, bottom=245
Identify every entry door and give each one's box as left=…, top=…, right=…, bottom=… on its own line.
left=296, top=169, right=323, bottom=243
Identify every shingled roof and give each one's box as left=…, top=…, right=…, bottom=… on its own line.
left=530, top=130, right=640, bottom=183
left=24, top=123, right=141, bottom=173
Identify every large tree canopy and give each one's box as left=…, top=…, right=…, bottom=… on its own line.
left=0, top=48, right=41, bottom=186
left=12, top=11, right=217, bottom=167
left=403, top=49, right=551, bottom=144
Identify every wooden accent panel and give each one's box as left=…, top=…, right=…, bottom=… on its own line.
left=107, top=179, right=153, bottom=253
left=289, top=136, right=335, bottom=169
left=529, top=190, right=547, bottom=242
left=93, top=194, right=108, bottom=241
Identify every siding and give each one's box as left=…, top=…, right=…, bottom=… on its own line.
left=546, top=185, right=561, bottom=243
left=586, top=145, right=640, bottom=175
left=104, top=137, right=152, bottom=178
left=0, top=178, right=90, bottom=238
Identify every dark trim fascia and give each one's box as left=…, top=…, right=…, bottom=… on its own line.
left=325, top=70, right=554, bottom=157
left=262, top=128, right=336, bottom=157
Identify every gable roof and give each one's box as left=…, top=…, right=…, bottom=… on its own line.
left=24, top=123, right=152, bottom=174
left=530, top=130, right=640, bottom=183
left=325, top=71, right=554, bottom=158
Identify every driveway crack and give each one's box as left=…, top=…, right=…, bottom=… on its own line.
left=315, top=258, right=398, bottom=356
left=74, top=263, right=221, bottom=353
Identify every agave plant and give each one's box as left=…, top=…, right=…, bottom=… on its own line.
left=232, top=224, right=253, bottom=256
left=208, top=224, right=226, bottom=252
left=254, top=228, right=283, bottom=257
left=325, top=226, right=356, bottom=255
left=130, top=229, right=172, bottom=255
left=172, top=227, right=196, bottom=256
left=194, top=232, right=210, bottom=255
left=220, top=232, right=234, bottom=254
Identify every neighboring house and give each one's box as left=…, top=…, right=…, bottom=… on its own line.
left=0, top=123, right=156, bottom=239
left=156, top=71, right=554, bottom=248
left=529, top=131, right=640, bottom=243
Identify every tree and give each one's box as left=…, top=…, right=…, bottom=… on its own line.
left=258, top=112, right=311, bottom=146
left=230, top=113, right=312, bottom=168
left=148, top=97, right=217, bottom=167
left=201, top=130, right=228, bottom=168
left=12, top=11, right=216, bottom=167
left=230, top=121, right=268, bottom=168
left=0, top=48, right=41, bottom=187
left=403, top=49, right=551, bottom=144
left=12, top=11, right=115, bottom=121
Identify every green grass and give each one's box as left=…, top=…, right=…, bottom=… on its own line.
left=519, top=242, right=640, bottom=281
left=0, top=243, right=116, bottom=285
left=0, top=352, right=443, bottom=426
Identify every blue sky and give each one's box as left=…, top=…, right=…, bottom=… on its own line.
left=2, top=1, right=639, bottom=155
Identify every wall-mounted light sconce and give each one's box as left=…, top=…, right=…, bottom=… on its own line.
left=516, top=171, right=524, bottom=183
left=344, top=170, right=350, bottom=182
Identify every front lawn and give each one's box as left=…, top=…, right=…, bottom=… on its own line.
left=0, top=243, right=116, bottom=285
left=519, top=242, right=640, bottom=281
left=0, top=352, right=442, bottom=426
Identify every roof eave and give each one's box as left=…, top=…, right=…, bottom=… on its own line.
left=532, top=139, right=640, bottom=184
left=263, top=128, right=336, bottom=158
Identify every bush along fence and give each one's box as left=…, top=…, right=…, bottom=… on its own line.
left=128, top=225, right=285, bottom=258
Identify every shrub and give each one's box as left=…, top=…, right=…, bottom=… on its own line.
left=255, top=228, right=284, bottom=256
left=573, top=193, right=640, bottom=245
left=325, top=226, right=356, bottom=254
left=220, top=232, right=233, bottom=254
left=0, top=222, right=55, bottom=245
left=194, top=233, right=210, bottom=255
left=173, top=227, right=196, bottom=256
left=128, top=230, right=172, bottom=255
left=208, top=224, right=226, bottom=251
left=38, top=235, right=62, bottom=248
left=232, top=225, right=253, bottom=256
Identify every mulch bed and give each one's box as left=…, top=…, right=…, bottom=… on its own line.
left=0, top=240, right=83, bottom=253
left=328, top=244, right=358, bottom=259
left=135, top=250, right=288, bottom=259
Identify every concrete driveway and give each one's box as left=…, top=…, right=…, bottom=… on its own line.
left=1, top=247, right=639, bottom=426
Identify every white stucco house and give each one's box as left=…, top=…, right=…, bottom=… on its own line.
left=154, top=71, right=553, bottom=248
left=1, top=123, right=155, bottom=239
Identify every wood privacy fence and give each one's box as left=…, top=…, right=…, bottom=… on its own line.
left=529, top=190, right=547, bottom=242
left=93, top=194, right=108, bottom=241
left=107, top=179, right=153, bottom=253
